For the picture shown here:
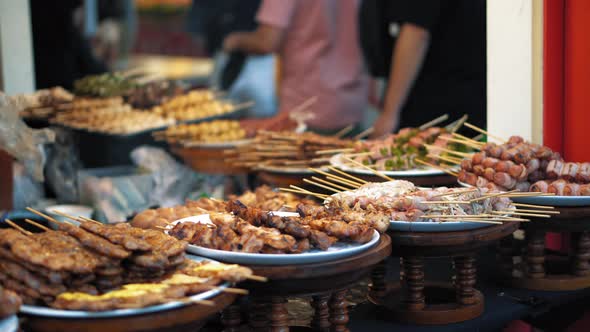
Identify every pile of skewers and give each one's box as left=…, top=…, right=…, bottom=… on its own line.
left=424, top=123, right=590, bottom=196
left=0, top=209, right=264, bottom=311
left=230, top=130, right=357, bottom=170
left=18, top=87, right=74, bottom=119
left=280, top=168, right=558, bottom=225
left=151, top=90, right=250, bottom=122
left=131, top=186, right=317, bottom=230
left=166, top=200, right=377, bottom=254
left=52, top=101, right=175, bottom=135
left=153, top=120, right=249, bottom=145
left=332, top=115, right=470, bottom=172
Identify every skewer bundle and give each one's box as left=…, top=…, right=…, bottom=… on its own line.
left=230, top=131, right=353, bottom=170
left=0, top=211, right=261, bottom=311
left=18, top=87, right=74, bottom=119
left=153, top=120, right=248, bottom=144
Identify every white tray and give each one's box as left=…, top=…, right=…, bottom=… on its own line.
left=19, top=255, right=228, bottom=319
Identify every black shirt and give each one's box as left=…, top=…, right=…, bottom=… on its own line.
left=360, top=0, right=486, bottom=129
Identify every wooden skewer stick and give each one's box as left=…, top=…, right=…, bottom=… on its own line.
left=423, top=144, right=472, bottom=158
left=419, top=113, right=450, bottom=130
left=49, top=209, right=85, bottom=222
left=26, top=207, right=64, bottom=226
left=470, top=189, right=519, bottom=203
left=448, top=114, right=469, bottom=133
left=509, top=208, right=560, bottom=215
left=303, top=178, right=341, bottom=193
left=414, top=158, right=459, bottom=177
left=326, top=175, right=361, bottom=189
left=353, top=127, right=374, bottom=140
left=342, top=152, right=372, bottom=158
left=502, top=192, right=555, bottom=197
left=512, top=203, right=555, bottom=210
left=421, top=201, right=471, bottom=204
left=333, top=125, right=354, bottom=138
left=79, top=216, right=103, bottom=225
left=5, top=219, right=33, bottom=235
left=178, top=298, right=216, bottom=306
left=23, top=219, right=50, bottom=231
left=430, top=188, right=479, bottom=198
left=280, top=187, right=320, bottom=197
left=437, top=219, right=504, bottom=225
left=290, top=185, right=329, bottom=199
left=327, top=166, right=369, bottom=184
left=311, top=176, right=350, bottom=192
left=426, top=154, right=462, bottom=165
left=245, top=275, right=268, bottom=282
left=309, top=167, right=364, bottom=188
left=437, top=136, right=483, bottom=150
left=464, top=122, right=507, bottom=143
left=315, top=148, right=355, bottom=155
left=342, top=157, right=394, bottom=181
left=205, top=285, right=249, bottom=295
left=452, top=133, right=485, bottom=146
left=494, top=211, right=552, bottom=218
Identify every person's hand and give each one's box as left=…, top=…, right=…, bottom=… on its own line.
left=370, top=111, right=399, bottom=139
left=223, top=33, right=242, bottom=52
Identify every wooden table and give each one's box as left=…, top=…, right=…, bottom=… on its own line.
left=499, top=206, right=590, bottom=291
left=220, top=235, right=392, bottom=332
left=369, top=221, right=520, bottom=325
left=20, top=292, right=236, bottom=332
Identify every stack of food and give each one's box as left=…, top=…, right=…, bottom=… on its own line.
left=131, top=186, right=316, bottom=230
left=126, top=80, right=186, bottom=109
left=52, top=101, right=175, bottom=135
left=152, top=90, right=237, bottom=122
left=19, top=87, right=74, bottom=119
left=167, top=200, right=376, bottom=254
left=0, top=286, right=21, bottom=318
left=74, top=72, right=138, bottom=97
left=0, top=215, right=256, bottom=311
left=455, top=135, right=590, bottom=195
left=154, top=120, right=248, bottom=145
left=231, top=131, right=353, bottom=170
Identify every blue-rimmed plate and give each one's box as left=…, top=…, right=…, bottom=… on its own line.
left=20, top=255, right=228, bottom=319
left=0, top=315, right=18, bottom=332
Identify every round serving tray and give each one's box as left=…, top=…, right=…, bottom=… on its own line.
left=19, top=255, right=229, bottom=319
left=389, top=220, right=493, bottom=232
left=168, top=213, right=380, bottom=265
left=457, top=181, right=590, bottom=207
left=330, top=154, right=449, bottom=177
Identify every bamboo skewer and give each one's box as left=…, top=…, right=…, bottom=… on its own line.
left=342, top=157, right=394, bottom=181
left=326, top=175, right=361, bottom=189
left=414, top=158, right=459, bottom=177
left=333, top=125, right=354, bottom=138
left=424, top=144, right=472, bottom=158
left=309, top=167, right=364, bottom=188
left=427, top=154, right=462, bottom=165
left=315, top=148, right=355, bottom=155
left=449, top=114, right=468, bottom=133
left=464, top=122, right=506, bottom=143
left=430, top=188, right=479, bottom=198
left=353, top=127, right=374, bottom=140
left=178, top=298, right=215, bottom=306
left=303, top=179, right=341, bottom=194
left=311, top=176, right=350, bottom=192
left=5, top=219, right=33, bottom=235
left=438, top=136, right=483, bottom=150
left=245, top=275, right=268, bottom=282
left=327, top=166, right=369, bottom=184
left=512, top=203, right=555, bottom=210
left=470, top=190, right=519, bottom=203
left=421, top=201, right=471, bottom=204
left=494, top=211, right=552, bottom=218
left=509, top=208, right=560, bottom=215
left=452, top=133, right=484, bottom=146
left=26, top=207, right=65, bottom=226
left=419, top=113, right=449, bottom=130
left=23, top=218, right=50, bottom=231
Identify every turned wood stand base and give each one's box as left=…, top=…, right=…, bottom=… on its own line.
left=369, top=221, right=519, bottom=325
left=499, top=207, right=590, bottom=291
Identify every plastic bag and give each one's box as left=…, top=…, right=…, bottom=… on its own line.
left=0, top=92, right=55, bottom=181
left=45, top=128, right=82, bottom=202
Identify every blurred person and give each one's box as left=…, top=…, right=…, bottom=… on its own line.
left=30, top=0, right=107, bottom=89
left=187, top=0, right=277, bottom=118
left=223, top=0, right=369, bottom=134
left=360, top=0, right=486, bottom=138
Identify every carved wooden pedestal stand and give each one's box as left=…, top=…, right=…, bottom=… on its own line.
left=220, top=235, right=392, bottom=332
left=499, top=206, right=590, bottom=291
left=369, top=221, right=519, bottom=325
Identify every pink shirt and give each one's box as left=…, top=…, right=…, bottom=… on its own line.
left=257, top=0, right=368, bottom=131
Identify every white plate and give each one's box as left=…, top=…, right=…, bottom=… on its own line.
left=19, top=255, right=228, bottom=319
left=180, top=138, right=254, bottom=149
left=167, top=213, right=380, bottom=265
left=457, top=181, right=590, bottom=207
left=0, top=315, right=18, bottom=332
left=330, top=154, right=449, bottom=177
left=389, top=220, right=493, bottom=232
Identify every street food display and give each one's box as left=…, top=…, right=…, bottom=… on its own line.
left=74, top=72, right=138, bottom=97
left=154, top=120, right=248, bottom=145
left=231, top=131, right=353, bottom=170
left=19, top=87, right=74, bottom=119
left=52, top=102, right=175, bottom=135
left=151, top=90, right=241, bottom=122
left=0, top=212, right=257, bottom=312
left=131, top=186, right=317, bottom=230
